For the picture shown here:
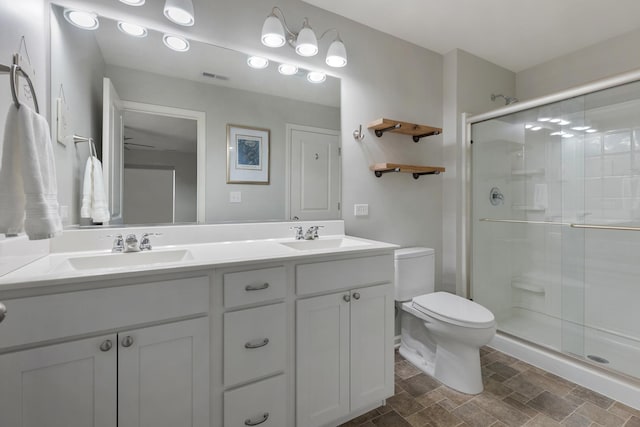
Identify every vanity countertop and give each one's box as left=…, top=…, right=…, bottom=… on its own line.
left=0, top=234, right=398, bottom=291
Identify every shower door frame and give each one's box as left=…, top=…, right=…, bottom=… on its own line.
left=463, top=67, right=640, bottom=299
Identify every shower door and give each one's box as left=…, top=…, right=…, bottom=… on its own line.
left=471, top=80, right=640, bottom=380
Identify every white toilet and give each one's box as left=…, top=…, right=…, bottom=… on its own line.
left=395, top=247, right=496, bottom=394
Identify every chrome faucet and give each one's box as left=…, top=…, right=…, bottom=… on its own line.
left=139, top=233, right=162, bottom=251
left=304, top=226, right=324, bottom=240
left=124, top=234, right=140, bottom=252
left=291, top=226, right=304, bottom=240
left=109, top=234, right=124, bottom=253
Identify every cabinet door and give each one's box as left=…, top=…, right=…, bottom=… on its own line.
left=118, top=317, right=209, bottom=427
left=0, top=335, right=117, bottom=427
left=350, top=283, right=395, bottom=410
left=296, top=292, right=350, bottom=427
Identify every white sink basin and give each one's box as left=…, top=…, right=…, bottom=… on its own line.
left=64, top=249, right=194, bottom=271
left=279, top=237, right=372, bottom=251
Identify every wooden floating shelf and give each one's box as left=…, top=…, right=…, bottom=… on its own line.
left=370, top=163, right=445, bottom=179
left=368, top=118, right=442, bottom=142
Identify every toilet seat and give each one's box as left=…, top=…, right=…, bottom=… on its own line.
left=412, top=292, right=495, bottom=329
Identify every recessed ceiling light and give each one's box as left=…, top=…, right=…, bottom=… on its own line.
left=561, top=133, right=574, bottom=138
left=550, top=118, right=562, bottom=123
left=119, top=0, right=145, bottom=5
left=63, top=9, right=99, bottom=30
left=558, top=120, right=571, bottom=126
left=247, top=56, right=269, bottom=69
left=586, top=129, right=598, bottom=133
left=117, top=21, right=147, bottom=37
left=307, top=71, right=326, bottom=83
left=550, top=131, right=565, bottom=136
left=572, top=126, right=591, bottom=131
left=162, top=34, right=190, bottom=52
left=538, top=117, right=551, bottom=122
left=525, top=124, right=533, bottom=129
left=164, top=0, right=195, bottom=26
left=278, top=64, right=298, bottom=75
left=531, top=126, right=542, bottom=131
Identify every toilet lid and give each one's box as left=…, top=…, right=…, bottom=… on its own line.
left=412, top=292, right=495, bottom=328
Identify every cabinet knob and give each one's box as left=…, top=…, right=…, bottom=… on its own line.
left=0, top=302, right=6, bottom=323
left=343, top=294, right=351, bottom=302
left=245, top=412, right=269, bottom=426
left=121, top=336, right=134, bottom=348
left=353, top=292, right=361, bottom=300
left=100, top=339, right=113, bottom=352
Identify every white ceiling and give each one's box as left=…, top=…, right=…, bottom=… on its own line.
left=303, top=0, right=640, bottom=72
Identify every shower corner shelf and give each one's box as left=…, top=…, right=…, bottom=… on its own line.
left=370, top=163, right=445, bottom=179
left=368, top=118, right=442, bottom=142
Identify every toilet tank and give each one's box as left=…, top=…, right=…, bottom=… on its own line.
left=394, top=247, right=435, bottom=301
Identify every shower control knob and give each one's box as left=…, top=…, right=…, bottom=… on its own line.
left=343, top=294, right=351, bottom=302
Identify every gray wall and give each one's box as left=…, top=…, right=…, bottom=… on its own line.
left=49, top=5, right=106, bottom=226
left=442, top=49, right=515, bottom=293
left=124, top=148, right=197, bottom=223
left=106, top=64, right=339, bottom=223
left=516, top=28, right=640, bottom=101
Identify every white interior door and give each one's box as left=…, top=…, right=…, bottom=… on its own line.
left=289, top=125, right=340, bottom=220
left=102, top=77, right=124, bottom=223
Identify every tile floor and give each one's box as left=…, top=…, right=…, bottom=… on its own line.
left=340, top=346, right=640, bottom=427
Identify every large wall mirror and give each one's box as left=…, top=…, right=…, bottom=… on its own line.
left=49, top=1, right=341, bottom=227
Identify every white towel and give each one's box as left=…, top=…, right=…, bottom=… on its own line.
left=80, top=155, right=110, bottom=223
left=0, top=104, right=62, bottom=240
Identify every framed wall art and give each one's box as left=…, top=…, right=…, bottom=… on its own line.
left=226, top=124, right=270, bottom=184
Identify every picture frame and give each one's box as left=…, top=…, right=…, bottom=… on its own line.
left=226, top=124, right=270, bottom=184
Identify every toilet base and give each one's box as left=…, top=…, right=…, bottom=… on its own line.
left=399, top=340, right=484, bottom=395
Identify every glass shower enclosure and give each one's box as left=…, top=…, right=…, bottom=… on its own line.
left=470, top=79, right=640, bottom=380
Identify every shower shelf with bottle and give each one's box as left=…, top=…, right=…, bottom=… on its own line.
left=365, top=118, right=445, bottom=179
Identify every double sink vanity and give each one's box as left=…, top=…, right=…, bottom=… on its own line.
left=0, top=220, right=397, bottom=427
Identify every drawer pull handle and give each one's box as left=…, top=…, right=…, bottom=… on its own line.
left=245, top=338, right=269, bottom=349
left=121, top=336, right=134, bottom=348
left=100, top=339, right=113, bottom=352
left=0, top=302, right=6, bottom=323
left=245, top=283, right=269, bottom=291
left=245, top=412, right=269, bottom=426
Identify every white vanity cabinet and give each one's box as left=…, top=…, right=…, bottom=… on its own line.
left=0, top=275, right=210, bottom=427
left=295, top=255, right=395, bottom=427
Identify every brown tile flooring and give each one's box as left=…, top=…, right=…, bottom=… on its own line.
left=340, top=346, right=640, bottom=427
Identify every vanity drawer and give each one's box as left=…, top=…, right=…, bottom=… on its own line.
left=296, top=254, right=393, bottom=296
left=223, top=266, right=286, bottom=309
left=223, top=302, right=286, bottom=386
left=0, top=276, right=209, bottom=350
left=224, top=374, right=286, bottom=427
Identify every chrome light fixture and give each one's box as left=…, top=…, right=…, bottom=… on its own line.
left=261, top=7, right=347, bottom=67
left=164, top=0, right=195, bottom=26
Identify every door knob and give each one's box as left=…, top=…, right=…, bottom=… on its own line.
left=121, top=336, right=134, bottom=348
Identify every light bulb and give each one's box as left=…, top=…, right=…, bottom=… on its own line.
left=307, top=71, right=326, bottom=83
left=164, top=0, right=195, bottom=26
left=117, top=21, right=147, bottom=37
left=261, top=14, right=286, bottom=47
left=278, top=64, right=298, bottom=75
left=163, top=34, right=190, bottom=52
left=325, top=38, right=347, bottom=67
left=247, top=56, right=269, bottom=69
left=295, top=22, right=318, bottom=57
left=64, top=9, right=99, bottom=30
left=119, top=0, right=145, bottom=5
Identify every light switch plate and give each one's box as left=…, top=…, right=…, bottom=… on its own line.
left=229, top=191, right=242, bottom=203
left=354, top=204, right=369, bottom=216
left=56, top=98, right=70, bottom=146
